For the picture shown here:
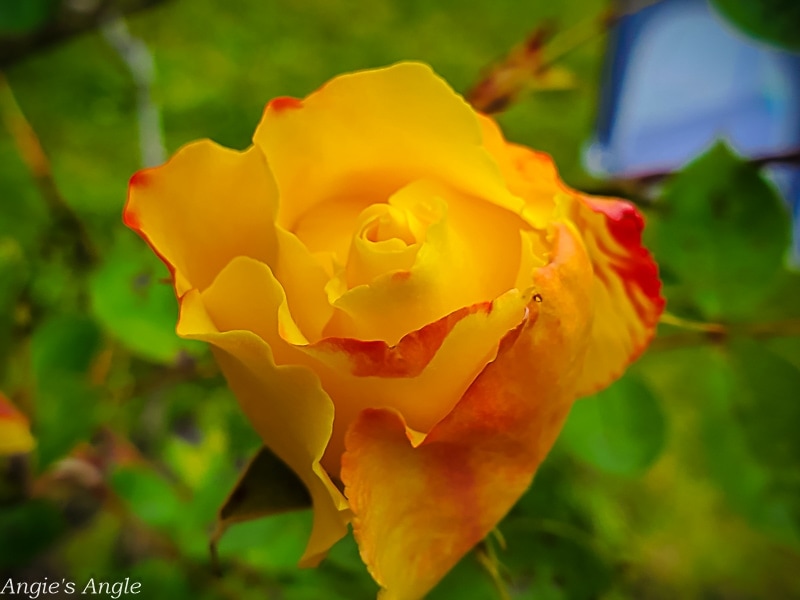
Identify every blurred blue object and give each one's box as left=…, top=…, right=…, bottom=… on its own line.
left=587, top=0, right=800, bottom=265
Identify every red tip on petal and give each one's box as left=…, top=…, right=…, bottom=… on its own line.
left=129, top=170, right=151, bottom=189
left=599, top=200, right=645, bottom=249
left=125, top=171, right=150, bottom=230
left=122, top=196, right=177, bottom=287
left=582, top=197, right=664, bottom=308
left=123, top=206, right=140, bottom=230
left=268, top=96, right=304, bottom=113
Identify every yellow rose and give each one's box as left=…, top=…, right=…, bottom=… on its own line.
left=125, top=62, right=663, bottom=600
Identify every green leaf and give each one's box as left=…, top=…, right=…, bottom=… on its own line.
left=498, top=519, right=612, bottom=600
left=90, top=235, right=202, bottom=364
left=698, top=347, right=800, bottom=546
left=35, top=378, right=98, bottom=468
left=31, top=314, right=101, bottom=380
left=110, top=466, right=184, bottom=530
left=711, top=0, right=800, bottom=51
left=0, top=0, right=57, bottom=35
left=210, top=445, right=311, bottom=568
left=216, top=512, right=313, bottom=573
left=0, top=499, right=64, bottom=568
left=30, top=314, right=102, bottom=467
left=650, top=143, right=791, bottom=320
left=560, top=373, right=666, bottom=476
left=730, top=339, right=800, bottom=471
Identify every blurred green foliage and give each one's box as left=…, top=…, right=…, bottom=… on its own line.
left=0, top=0, right=57, bottom=35
left=1, top=0, right=799, bottom=599
left=710, top=0, right=800, bottom=51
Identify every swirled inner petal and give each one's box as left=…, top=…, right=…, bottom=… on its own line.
left=324, top=179, right=528, bottom=345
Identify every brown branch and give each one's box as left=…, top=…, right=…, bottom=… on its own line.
left=466, top=1, right=668, bottom=114
left=0, top=0, right=169, bottom=69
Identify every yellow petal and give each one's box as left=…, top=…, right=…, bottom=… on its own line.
left=254, top=62, right=524, bottom=234
left=272, top=227, right=336, bottom=343
left=176, top=256, right=349, bottom=566
left=340, top=224, right=594, bottom=600
left=477, top=114, right=560, bottom=229
left=124, top=141, right=278, bottom=296
left=0, top=393, right=35, bottom=456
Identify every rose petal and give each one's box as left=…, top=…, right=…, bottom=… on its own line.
left=478, top=115, right=664, bottom=396
left=304, top=288, right=530, bottom=475
left=340, top=224, right=594, bottom=600
left=565, top=196, right=664, bottom=395
left=272, top=227, right=336, bottom=343
left=477, top=114, right=560, bottom=228
left=182, top=252, right=529, bottom=487
left=124, top=141, right=278, bottom=296
left=254, top=62, right=525, bottom=233
left=176, top=256, right=349, bottom=566
left=0, top=393, right=35, bottom=456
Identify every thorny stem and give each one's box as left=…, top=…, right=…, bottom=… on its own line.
left=655, top=312, right=800, bottom=351
left=659, top=312, right=727, bottom=334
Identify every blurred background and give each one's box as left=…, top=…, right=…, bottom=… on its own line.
left=1, top=0, right=799, bottom=598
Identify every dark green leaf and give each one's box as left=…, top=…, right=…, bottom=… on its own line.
left=0, top=499, right=64, bottom=568
left=730, top=339, right=800, bottom=471
left=560, top=374, right=666, bottom=476
left=30, top=314, right=101, bottom=380
left=218, top=446, right=311, bottom=524
left=698, top=347, right=800, bottom=546
left=711, top=0, right=800, bottom=51
left=499, top=519, right=612, bottom=600
left=30, top=314, right=102, bottom=467
left=35, top=378, right=98, bottom=469
left=210, top=445, right=311, bottom=568
left=650, top=143, right=791, bottom=320
left=0, top=0, right=57, bottom=35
